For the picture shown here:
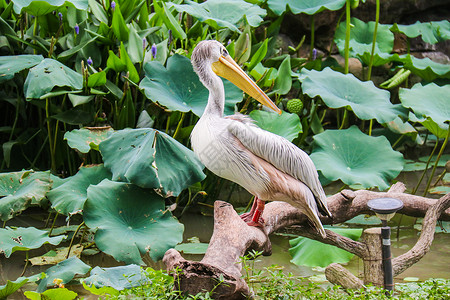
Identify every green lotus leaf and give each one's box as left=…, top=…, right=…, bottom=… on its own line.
left=0, top=55, right=44, bottom=83
left=36, top=257, right=91, bottom=293
left=170, top=0, right=266, bottom=32
left=175, top=242, right=209, bottom=255
left=249, top=110, right=302, bottom=141
left=310, top=126, right=405, bottom=190
left=289, top=227, right=363, bottom=267
left=267, top=0, right=346, bottom=16
left=83, top=179, right=184, bottom=264
left=0, top=278, right=28, bottom=300
left=84, top=265, right=150, bottom=290
left=47, top=165, right=112, bottom=216
left=399, top=83, right=450, bottom=128
left=299, top=67, right=403, bottom=124
left=390, top=20, right=450, bottom=44
left=24, top=59, right=83, bottom=99
left=64, top=127, right=114, bottom=153
left=404, top=56, right=450, bottom=82
left=99, top=128, right=205, bottom=197
left=25, top=288, right=78, bottom=300
left=334, top=18, right=394, bottom=65
left=140, top=54, right=242, bottom=117
left=12, top=0, right=88, bottom=15
left=82, top=282, right=119, bottom=296
left=0, top=170, right=51, bottom=221
left=422, top=119, right=448, bottom=138
left=0, top=227, right=64, bottom=258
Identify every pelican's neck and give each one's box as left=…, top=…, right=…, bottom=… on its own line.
left=201, top=70, right=225, bottom=118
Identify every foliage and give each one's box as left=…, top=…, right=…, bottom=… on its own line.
left=310, top=126, right=405, bottom=190
left=289, top=227, right=363, bottom=267
left=83, top=179, right=184, bottom=264
left=0, top=0, right=449, bottom=298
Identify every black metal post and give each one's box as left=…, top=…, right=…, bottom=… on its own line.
left=381, top=220, right=393, bottom=295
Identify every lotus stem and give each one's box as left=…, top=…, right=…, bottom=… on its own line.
left=48, top=212, right=59, bottom=236
left=172, top=112, right=186, bottom=140
left=2, top=221, right=5, bottom=228
left=344, top=0, right=351, bottom=74
left=309, top=15, right=315, bottom=59
left=391, top=134, right=404, bottom=149
left=20, top=251, right=29, bottom=277
left=367, top=0, right=380, bottom=80
left=412, top=139, right=439, bottom=195
left=423, top=127, right=450, bottom=196
left=46, top=98, right=56, bottom=172
left=339, top=109, right=348, bottom=130
left=368, top=119, right=373, bottom=136
left=299, top=99, right=319, bottom=145
left=433, top=169, right=447, bottom=187
left=67, top=222, right=85, bottom=259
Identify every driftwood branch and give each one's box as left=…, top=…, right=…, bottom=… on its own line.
left=164, top=185, right=450, bottom=298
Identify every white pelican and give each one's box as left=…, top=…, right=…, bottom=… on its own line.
left=190, top=40, right=331, bottom=237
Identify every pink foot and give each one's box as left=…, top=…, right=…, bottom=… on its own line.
left=246, top=217, right=265, bottom=227
left=240, top=212, right=253, bottom=223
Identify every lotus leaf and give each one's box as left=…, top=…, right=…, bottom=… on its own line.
left=0, top=278, right=28, bottom=300
left=175, top=242, right=209, bottom=255
left=47, top=165, right=111, bottom=216
left=0, top=227, right=64, bottom=258
left=12, top=0, right=88, bottom=15
left=83, top=179, right=184, bottom=264
left=404, top=56, right=450, bottom=82
left=289, top=227, right=362, bottom=267
left=299, top=67, right=403, bottom=124
left=390, top=20, right=450, bottom=44
left=25, top=288, right=78, bottom=300
left=82, top=282, right=119, bottom=296
left=0, top=170, right=51, bottom=221
left=64, top=127, right=114, bottom=153
left=36, top=257, right=91, bottom=292
left=310, top=126, right=405, bottom=190
left=170, top=0, right=266, bottom=32
left=99, top=128, right=205, bottom=197
left=67, top=94, right=94, bottom=107
left=267, top=0, right=346, bottom=16
left=140, top=54, right=242, bottom=117
left=399, top=83, right=450, bottom=128
left=249, top=110, right=302, bottom=141
left=334, top=18, right=394, bottom=65
left=29, top=245, right=83, bottom=265
left=84, top=265, right=150, bottom=290
left=0, top=55, right=44, bottom=83
left=23, top=59, right=83, bottom=99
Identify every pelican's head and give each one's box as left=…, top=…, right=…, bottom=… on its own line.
left=192, top=40, right=281, bottom=114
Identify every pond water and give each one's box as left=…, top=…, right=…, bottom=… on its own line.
left=1, top=170, right=449, bottom=298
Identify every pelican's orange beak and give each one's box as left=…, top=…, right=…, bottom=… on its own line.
left=212, top=55, right=282, bottom=115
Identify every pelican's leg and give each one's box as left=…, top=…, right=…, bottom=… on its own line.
left=240, top=197, right=258, bottom=222
left=246, top=198, right=265, bottom=227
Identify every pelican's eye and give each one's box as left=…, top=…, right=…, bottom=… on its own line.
left=221, top=48, right=229, bottom=57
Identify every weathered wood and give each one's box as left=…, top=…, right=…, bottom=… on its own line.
left=163, top=201, right=270, bottom=299
left=325, top=263, right=364, bottom=289
left=163, top=188, right=450, bottom=298
left=360, top=227, right=384, bottom=287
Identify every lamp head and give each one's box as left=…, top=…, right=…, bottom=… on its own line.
left=367, top=198, right=404, bottom=222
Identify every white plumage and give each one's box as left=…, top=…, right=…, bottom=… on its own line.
left=190, top=40, right=331, bottom=237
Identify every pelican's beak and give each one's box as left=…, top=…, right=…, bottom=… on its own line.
left=212, top=55, right=282, bottom=114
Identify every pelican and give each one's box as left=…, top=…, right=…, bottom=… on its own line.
left=190, top=40, right=331, bottom=237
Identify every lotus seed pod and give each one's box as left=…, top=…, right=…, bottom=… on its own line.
left=350, top=0, right=359, bottom=9
left=286, top=99, right=303, bottom=114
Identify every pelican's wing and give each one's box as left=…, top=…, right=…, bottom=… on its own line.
left=227, top=119, right=331, bottom=217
